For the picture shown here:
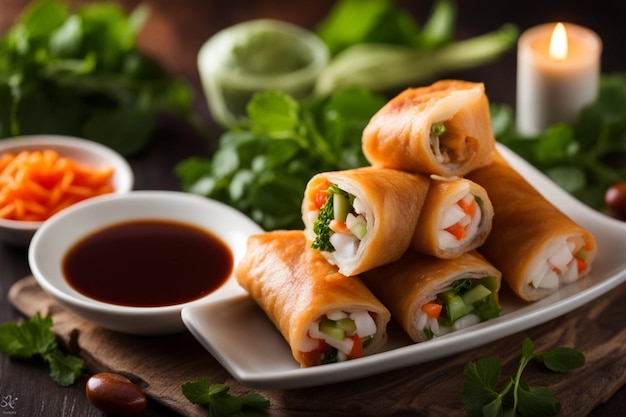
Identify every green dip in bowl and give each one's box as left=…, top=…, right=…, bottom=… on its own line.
left=198, top=19, right=329, bottom=127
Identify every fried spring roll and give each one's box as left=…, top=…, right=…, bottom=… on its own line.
left=302, top=166, right=431, bottom=276
left=361, top=79, right=495, bottom=177
left=466, top=152, right=597, bottom=301
left=411, top=176, right=494, bottom=259
left=362, top=251, right=502, bottom=343
left=235, top=230, right=391, bottom=367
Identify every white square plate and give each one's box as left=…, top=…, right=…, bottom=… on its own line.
left=182, top=144, right=626, bottom=389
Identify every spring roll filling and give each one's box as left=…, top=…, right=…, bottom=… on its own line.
left=429, top=117, right=474, bottom=166
left=416, top=276, right=501, bottom=340
left=299, top=310, right=377, bottom=365
left=438, top=191, right=484, bottom=250
left=527, top=236, right=591, bottom=290
left=310, top=184, right=367, bottom=260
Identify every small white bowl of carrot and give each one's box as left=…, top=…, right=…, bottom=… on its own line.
left=0, top=135, right=133, bottom=247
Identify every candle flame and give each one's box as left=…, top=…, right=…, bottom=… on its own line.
left=549, top=22, right=568, bottom=61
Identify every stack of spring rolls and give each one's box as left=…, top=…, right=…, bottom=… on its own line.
left=234, top=79, right=597, bottom=368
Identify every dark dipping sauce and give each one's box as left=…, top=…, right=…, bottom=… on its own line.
left=63, top=220, right=233, bottom=307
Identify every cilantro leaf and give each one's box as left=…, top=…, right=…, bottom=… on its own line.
left=535, top=347, right=585, bottom=373
left=461, top=337, right=584, bottom=417
left=460, top=356, right=502, bottom=417
left=0, top=0, right=196, bottom=156
left=0, top=311, right=57, bottom=358
left=0, top=312, right=84, bottom=387
left=516, top=381, right=561, bottom=417
left=181, top=377, right=270, bottom=417
left=176, top=87, right=386, bottom=231
left=311, top=186, right=336, bottom=252
left=44, top=348, right=85, bottom=387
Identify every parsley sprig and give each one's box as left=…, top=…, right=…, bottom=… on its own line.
left=461, top=337, right=585, bottom=417
left=0, top=312, right=84, bottom=386
left=182, top=377, right=270, bottom=417
left=0, top=0, right=196, bottom=156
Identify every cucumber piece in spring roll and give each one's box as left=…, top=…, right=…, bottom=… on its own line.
left=361, top=79, right=495, bottom=177
left=466, top=152, right=597, bottom=301
left=235, top=230, right=391, bottom=367
left=411, top=176, right=494, bottom=259
left=302, top=166, right=431, bottom=276
left=362, top=251, right=502, bottom=343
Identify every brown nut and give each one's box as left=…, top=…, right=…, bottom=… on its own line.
left=86, top=372, right=147, bottom=416
left=605, top=182, right=626, bottom=219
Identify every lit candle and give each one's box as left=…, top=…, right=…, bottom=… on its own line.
left=516, top=22, right=602, bottom=136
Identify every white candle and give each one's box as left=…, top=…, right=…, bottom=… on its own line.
left=516, top=22, right=602, bottom=136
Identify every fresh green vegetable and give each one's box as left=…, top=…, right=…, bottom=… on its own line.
left=493, top=73, right=626, bottom=212
left=336, top=317, right=358, bottom=334
left=0, top=0, right=196, bottom=156
left=333, top=192, right=351, bottom=222
left=462, top=284, right=492, bottom=306
left=320, top=317, right=348, bottom=340
left=313, top=0, right=519, bottom=97
left=461, top=337, right=585, bottom=417
left=181, top=377, right=270, bottom=417
left=312, top=187, right=337, bottom=251
left=311, top=184, right=352, bottom=251
left=349, top=216, right=368, bottom=239
left=176, top=87, right=387, bottom=231
left=0, top=312, right=84, bottom=387
left=436, top=278, right=500, bottom=329
left=432, top=122, right=447, bottom=137
left=440, top=290, right=468, bottom=322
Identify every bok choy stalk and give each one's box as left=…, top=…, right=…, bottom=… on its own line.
left=314, top=24, right=519, bottom=97
left=313, top=0, right=519, bottom=97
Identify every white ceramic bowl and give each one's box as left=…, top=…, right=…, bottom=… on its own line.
left=0, top=135, right=134, bottom=247
left=28, top=190, right=263, bottom=335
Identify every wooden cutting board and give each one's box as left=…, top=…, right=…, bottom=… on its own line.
left=8, top=276, right=626, bottom=417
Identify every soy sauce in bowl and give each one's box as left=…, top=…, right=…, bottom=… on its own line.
left=63, top=219, right=233, bottom=307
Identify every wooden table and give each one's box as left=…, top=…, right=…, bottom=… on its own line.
left=1, top=1, right=625, bottom=416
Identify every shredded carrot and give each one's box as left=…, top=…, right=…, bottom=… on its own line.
left=329, top=219, right=349, bottom=234
left=347, top=335, right=363, bottom=360
left=421, top=302, right=443, bottom=319
left=0, top=150, right=115, bottom=222
left=458, top=196, right=478, bottom=219
left=445, top=222, right=467, bottom=240
left=311, top=181, right=332, bottom=210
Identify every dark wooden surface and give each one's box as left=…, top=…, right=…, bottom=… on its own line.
left=1, top=1, right=626, bottom=416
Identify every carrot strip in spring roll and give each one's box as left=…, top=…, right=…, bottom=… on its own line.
left=235, top=230, right=391, bottom=367
left=411, top=176, right=494, bottom=259
left=362, top=251, right=502, bottom=343
left=302, top=166, right=431, bottom=276
left=466, top=152, right=597, bottom=301
left=361, top=79, right=496, bottom=177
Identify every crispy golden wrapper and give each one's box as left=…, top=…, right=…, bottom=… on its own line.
left=235, top=230, right=391, bottom=367
left=362, top=79, right=495, bottom=177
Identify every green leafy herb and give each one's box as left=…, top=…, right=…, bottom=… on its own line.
left=181, top=377, right=270, bottom=417
left=473, top=293, right=502, bottom=322
left=451, top=278, right=473, bottom=295
left=176, top=87, right=386, bottom=231
left=461, top=337, right=585, bottom=417
left=313, top=0, right=518, bottom=96
left=493, top=72, right=626, bottom=211
left=0, top=312, right=84, bottom=386
left=432, top=122, right=447, bottom=137
left=311, top=188, right=336, bottom=251
left=311, top=184, right=348, bottom=251
left=0, top=0, right=196, bottom=156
